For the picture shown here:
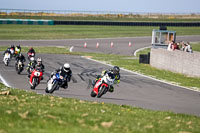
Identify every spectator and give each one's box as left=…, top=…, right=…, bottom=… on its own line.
left=172, top=43, right=179, bottom=50
left=167, top=41, right=173, bottom=51
left=184, top=42, right=193, bottom=53
left=180, top=41, right=186, bottom=51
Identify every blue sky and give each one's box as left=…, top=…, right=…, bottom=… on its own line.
left=0, top=0, right=200, bottom=13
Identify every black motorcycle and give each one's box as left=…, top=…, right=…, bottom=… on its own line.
left=16, top=60, right=24, bottom=74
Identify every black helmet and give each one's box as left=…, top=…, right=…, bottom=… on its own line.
left=113, top=66, right=120, bottom=75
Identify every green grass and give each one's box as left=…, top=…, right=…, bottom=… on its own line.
left=0, top=83, right=200, bottom=133
left=191, top=42, right=200, bottom=52
left=1, top=25, right=200, bottom=40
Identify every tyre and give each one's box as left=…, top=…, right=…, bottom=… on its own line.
left=97, top=86, right=107, bottom=98
left=17, top=69, right=21, bottom=74
left=31, top=78, right=37, bottom=89
left=45, top=87, right=49, bottom=93
left=49, top=81, right=59, bottom=94
left=5, top=60, right=9, bottom=66
left=90, top=90, right=97, bottom=97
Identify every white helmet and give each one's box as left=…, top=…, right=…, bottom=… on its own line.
left=63, top=63, right=70, bottom=72
left=37, top=57, right=42, bottom=65
left=30, top=57, right=34, bottom=61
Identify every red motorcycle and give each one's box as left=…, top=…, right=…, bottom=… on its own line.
left=29, top=67, right=43, bottom=89
left=90, top=72, right=115, bottom=98
left=27, top=52, right=35, bottom=61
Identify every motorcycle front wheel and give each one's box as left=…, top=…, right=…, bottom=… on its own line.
left=90, top=90, right=97, bottom=97
left=97, top=86, right=107, bottom=98
left=49, top=81, right=59, bottom=94
left=31, top=78, right=37, bottom=89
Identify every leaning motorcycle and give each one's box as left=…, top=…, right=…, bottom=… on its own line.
left=16, top=60, right=24, bottom=74
left=27, top=52, right=35, bottom=61
left=10, top=48, right=15, bottom=59
left=45, top=73, right=67, bottom=94
left=90, top=72, right=115, bottom=98
left=29, top=67, right=43, bottom=89
left=3, top=52, right=11, bottom=66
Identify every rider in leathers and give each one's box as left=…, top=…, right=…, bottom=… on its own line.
left=93, top=66, right=120, bottom=92
left=15, top=53, right=26, bottom=69
left=50, top=63, right=72, bottom=89
left=27, top=47, right=36, bottom=60
left=27, top=57, right=37, bottom=77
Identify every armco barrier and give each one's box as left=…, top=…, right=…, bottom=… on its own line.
left=0, top=19, right=54, bottom=25
left=54, top=21, right=200, bottom=27
left=1, top=19, right=200, bottom=26
left=150, top=48, right=200, bottom=77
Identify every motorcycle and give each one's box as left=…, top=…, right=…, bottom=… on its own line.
left=45, top=73, right=67, bottom=94
left=16, top=60, right=24, bottom=74
left=27, top=52, right=35, bottom=61
left=10, top=48, right=14, bottom=58
left=3, top=52, right=11, bottom=66
left=90, top=72, right=115, bottom=98
left=29, top=67, right=43, bottom=89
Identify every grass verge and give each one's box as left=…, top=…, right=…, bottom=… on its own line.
left=0, top=83, right=200, bottom=133
left=1, top=25, right=200, bottom=40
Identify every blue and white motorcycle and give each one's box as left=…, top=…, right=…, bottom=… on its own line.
left=45, top=73, right=67, bottom=94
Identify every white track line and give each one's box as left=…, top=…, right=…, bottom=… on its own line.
left=82, top=56, right=200, bottom=93
left=133, top=46, right=152, bottom=56
left=0, top=74, right=11, bottom=87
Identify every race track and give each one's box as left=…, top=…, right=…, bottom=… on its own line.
left=0, top=36, right=200, bottom=116
left=1, top=35, right=200, bottom=56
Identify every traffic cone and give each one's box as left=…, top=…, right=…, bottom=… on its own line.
left=84, top=42, right=87, bottom=48
left=96, top=42, right=99, bottom=48
left=128, top=41, right=132, bottom=47
left=110, top=42, right=114, bottom=48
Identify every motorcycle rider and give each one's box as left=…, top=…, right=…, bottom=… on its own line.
left=50, top=63, right=72, bottom=89
left=31, top=57, right=45, bottom=80
left=27, top=47, right=36, bottom=60
left=15, top=53, right=26, bottom=69
left=10, top=45, right=15, bottom=58
left=14, top=45, right=21, bottom=57
left=93, top=66, right=120, bottom=92
left=3, top=48, right=11, bottom=64
left=3, top=47, right=11, bottom=56
left=27, top=57, right=37, bottom=77
left=34, top=57, right=45, bottom=72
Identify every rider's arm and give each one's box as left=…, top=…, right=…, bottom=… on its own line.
left=101, top=70, right=107, bottom=76
left=115, top=74, right=120, bottom=84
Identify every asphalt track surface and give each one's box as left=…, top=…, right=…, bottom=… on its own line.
left=0, top=35, right=200, bottom=116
